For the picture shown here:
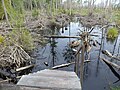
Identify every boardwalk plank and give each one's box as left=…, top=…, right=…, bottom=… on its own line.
left=17, top=69, right=81, bottom=90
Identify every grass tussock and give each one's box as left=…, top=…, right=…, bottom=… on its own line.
left=107, top=27, right=119, bottom=39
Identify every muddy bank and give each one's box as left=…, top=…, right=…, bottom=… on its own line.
left=0, top=13, right=71, bottom=83
left=73, top=13, right=110, bottom=28
left=25, top=13, right=70, bottom=46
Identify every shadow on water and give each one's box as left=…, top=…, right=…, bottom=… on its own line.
left=32, top=18, right=120, bottom=90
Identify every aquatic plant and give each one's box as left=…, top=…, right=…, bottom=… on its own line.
left=0, top=35, right=5, bottom=44
left=110, top=86, right=120, bottom=90
left=107, top=27, right=118, bottom=39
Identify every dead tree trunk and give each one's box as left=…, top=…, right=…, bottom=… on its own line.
left=1, top=0, right=11, bottom=28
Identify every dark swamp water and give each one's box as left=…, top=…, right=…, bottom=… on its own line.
left=32, top=18, right=120, bottom=90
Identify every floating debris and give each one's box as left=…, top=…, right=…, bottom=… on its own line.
left=69, top=40, right=80, bottom=48
left=44, top=62, right=48, bottom=66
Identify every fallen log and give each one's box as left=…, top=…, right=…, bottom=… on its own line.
left=16, top=64, right=34, bottom=72
left=93, top=40, right=98, bottom=47
left=9, top=45, right=31, bottom=67
left=102, top=50, right=120, bottom=61
left=100, top=58, right=120, bottom=83
left=102, top=50, right=112, bottom=57
left=101, top=58, right=120, bottom=70
left=44, top=34, right=99, bottom=39
left=51, top=60, right=90, bottom=69
left=51, top=62, right=75, bottom=69
left=44, top=35, right=81, bottom=38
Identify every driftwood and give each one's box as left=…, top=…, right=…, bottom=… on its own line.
left=93, top=40, right=98, bottom=47
left=51, top=60, right=90, bottom=69
left=0, top=76, right=21, bottom=83
left=101, top=58, right=120, bottom=83
left=74, top=42, right=92, bottom=56
left=69, top=40, right=80, bottom=48
left=44, top=34, right=99, bottom=39
left=89, top=26, right=95, bottom=33
left=51, top=62, right=75, bottom=69
left=0, top=69, right=16, bottom=81
left=102, top=50, right=112, bottom=57
left=16, top=64, right=34, bottom=72
left=101, top=58, right=120, bottom=70
left=95, top=40, right=101, bottom=45
left=102, top=50, right=120, bottom=61
left=10, top=45, right=31, bottom=67
left=44, top=35, right=81, bottom=38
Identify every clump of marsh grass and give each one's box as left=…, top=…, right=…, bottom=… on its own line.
left=107, top=27, right=119, bottom=39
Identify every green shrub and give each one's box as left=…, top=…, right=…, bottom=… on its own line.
left=32, top=9, right=39, bottom=18
left=10, top=28, right=34, bottom=51
left=0, top=0, right=10, bottom=19
left=0, top=35, right=5, bottom=44
left=107, top=27, right=118, bottom=39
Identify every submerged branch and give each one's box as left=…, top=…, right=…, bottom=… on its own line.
left=101, top=58, right=120, bottom=70
left=102, top=50, right=120, bottom=61
left=51, top=60, right=90, bottom=69
left=100, top=58, right=120, bottom=82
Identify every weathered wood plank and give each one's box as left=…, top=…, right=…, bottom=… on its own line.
left=0, top=84, right=50, bottom=90
left=17, top=69, right=81, bottom=90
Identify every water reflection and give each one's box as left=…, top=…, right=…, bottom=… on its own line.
left=106, top=38, right=116, bottom=44
left=33, top=21, right=120, bottom=90
left=49, top=38, right=58, bottom=66
left=63, top=46, right=75, bottom=63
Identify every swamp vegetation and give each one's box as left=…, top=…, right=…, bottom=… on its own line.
left=0, top=0, right=120, bottom=90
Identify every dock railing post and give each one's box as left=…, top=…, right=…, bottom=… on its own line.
left=80, top=37, right=85, bottom=87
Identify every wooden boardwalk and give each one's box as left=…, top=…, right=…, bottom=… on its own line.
left=17, top=69, right=81, bottom=90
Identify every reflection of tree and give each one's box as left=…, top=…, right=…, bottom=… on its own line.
left=106, top=38, right=116, bottom=44
left=49, top=28, right=59, bottom=67
left=112, top=36, right=118, bottom=55
left=49, top=38, right=58, bottom=67
left=63, top=46, right=75, bottom=63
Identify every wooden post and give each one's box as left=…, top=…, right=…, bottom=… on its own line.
left=69, top=22, right=71, bottom=42
left=80, top=39, right=85, bottom=86
left=78, top=50, right=80, bottom=72
left=74, top=56, right=77, bottom=73
left=75, top=47, right=80, bottom=75
left=51, top=38, right=55, bottom=67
